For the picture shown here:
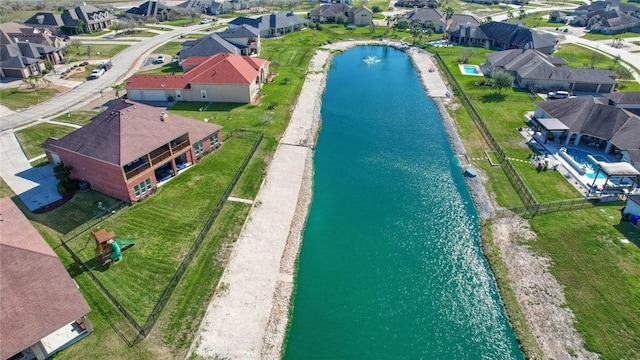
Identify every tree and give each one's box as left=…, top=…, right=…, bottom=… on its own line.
left=85, top=44, right=93, bottom=58
left=443, top=6, right=454, bottom=38
left=111, top=21, right=125, bottom=36
left=53, top=162, right=73, bottom=188
left=491, top=71, right=514, bottom=94
left=112, top=82, right=126, bottom=98
left=518, top=8, right=526, bottom=20
left=457, top=48, right=475, bottom=63
left=69, top=39, right=82, bottom=53
left=385, top=15, right=393, bottom=35
left=586, top=52, right=604, bottom=68
left=610, top=54, right=621, bottom=70
left=506, top=10, right=514, bottom=22
left=410, top=22, right=422, bottom=46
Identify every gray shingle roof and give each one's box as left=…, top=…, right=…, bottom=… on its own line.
left=179, top=33, right=240, bottom=58
left=229, top=12, right=308, bottom=32
left=403, top=8, right=443, bottom=23
left=309, top=3, right=351, bottom=18
left=537, top=96, right=640, bottom=151
left=218, top=24, right=259, bottom=39
left=479, top=22, right=557, bottom=50
left=126, top=1, right=171, bottom=16
left=604, top=92, right=640, bottom=105
left=24, top=12, right=65, bottom=27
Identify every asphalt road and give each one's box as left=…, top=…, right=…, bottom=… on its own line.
left=0, top=23, right=209, bottom=132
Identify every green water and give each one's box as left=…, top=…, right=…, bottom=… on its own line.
left=284, top=46, right=523, bottom=359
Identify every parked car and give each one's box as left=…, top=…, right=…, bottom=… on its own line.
left=88, top=68, right=105, bottom=79
left=200, top=18, right=213, bottom=24
left=101, top=60, right=113, bottom=71
left=548, top=90, right=570, bottom=99
left=153, top=55, right=165, bottom=64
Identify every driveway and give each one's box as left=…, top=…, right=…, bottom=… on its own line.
left=0, top=133, right=61, bottom=211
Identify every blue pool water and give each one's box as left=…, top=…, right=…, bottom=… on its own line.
left=283, top=46, right=523, bottom=359
left=463, top=65, right=479, bottom=74
left=565, top=148, right=609, bottom=180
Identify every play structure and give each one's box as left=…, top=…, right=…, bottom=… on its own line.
left=92, top=229, right=136, bottom=263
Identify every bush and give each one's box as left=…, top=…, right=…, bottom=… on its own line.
left=57, top=182, right=67, bottom=195
left=66, top=179, right=80, bottom=191
left=372, top=5, right=382, bottom=13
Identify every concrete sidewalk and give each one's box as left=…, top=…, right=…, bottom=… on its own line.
left=0, top=133, right=61, bottom=211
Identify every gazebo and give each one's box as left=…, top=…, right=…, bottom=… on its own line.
left=589, top=161, right=640, bottom=195
left=534, top=118, right=569, bottom=144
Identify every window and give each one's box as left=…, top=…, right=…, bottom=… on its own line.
left=194, top=141, right=203, bottom=155
left=209, top=133, right=219, bottom=146
left=175, top=90, right=182, bottom=99
left=133, top=178, right=152, bottom=197
left=201, top=90, right=207, bottom=99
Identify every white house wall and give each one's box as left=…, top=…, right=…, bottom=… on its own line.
left=184, top=83, right=252, bottom=103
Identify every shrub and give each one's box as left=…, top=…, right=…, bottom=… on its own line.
left=57, top=182, right=67, bottom=195
left=372, top=5, right=382, bottom=13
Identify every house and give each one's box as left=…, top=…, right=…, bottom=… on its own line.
left=0, top=41, right=65, bottom=79
left=394, top=0, right=441, bottom=9
left=0, top=22, right=65, bottom=48
left=346, top=5, right=373, bottom=26
left=548, top=11, right=568, bottom=24
left=402, top=7, right=479, bottom=32
left=449, top=21, right=558, bottom=54
left=23, top=12, right=66, bottom=34
left=179, top=33, right=242, bottom=59
left=308, top=3, right=351, bottom=23
left=126, top=0, right=172, bottom=22
left=532, top=93, right=640, bottom=161
left=42, top=100, right=223, bottom=202
left=178, top=0, right=228, bottom=14
left=213, top=24, right=260, bottom=56
left=623, top=194, right=640, bottom=216
left=1, top=197, right=92, bottom=360
left=60, top=5, right=115, bottom=34
left=126, top=53, right=269, bottom=103
left=482, top=49, right=616, bottom=93
left=228, top=12, right=308, bottom=37
left=569, top=0, right=640, bottom=34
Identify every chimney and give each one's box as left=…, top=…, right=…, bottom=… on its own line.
left=160, top=112, right=168, bottom=122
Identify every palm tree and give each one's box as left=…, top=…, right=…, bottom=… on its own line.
left=443, top=6, right=454, bottom=39
left=410, top=23, right=422, bottom=46
left=112, top=82, right=126, bottom=98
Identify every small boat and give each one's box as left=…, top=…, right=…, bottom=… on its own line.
left=464, top=167, right=477, bottom=178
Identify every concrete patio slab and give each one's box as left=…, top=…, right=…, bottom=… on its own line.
left=0, top=133, right=61, bottom=211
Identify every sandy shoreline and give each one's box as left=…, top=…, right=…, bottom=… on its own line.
left=190, top=40, right=589, bottom=359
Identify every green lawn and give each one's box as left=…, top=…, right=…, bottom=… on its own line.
left=581, top=31, right=640, bottom=41
left=67, top=64, right=99, bottom=80
left=15, top=123, right=78, bottom=160
left=555, top=43, right=619, bottom=70
left=53, top=110, right=100, bottom=126
left=82, top=30, right=111, bottom=37
left=529, top=204, right=640, bottom=359
left=164, top=18, right=198, bottom=27
left=152, top=41, right=183, bottom=57
left=521, top=12, right=563, bottom=28
left=63, top=44, right=129, bottom=62
left=136, top=61, right=183, bottom=75
left=0, top=87, right=61, bottom=110
left=114, top=30, right=158, bottom=38
left=64, top=136, right=257, bottom=325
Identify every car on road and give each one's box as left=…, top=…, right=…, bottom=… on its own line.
left=200, top=18, right=213, bottom=24
left=153, top=55, right=165, bottom=64
left=88, top=68, right=105, bottom=79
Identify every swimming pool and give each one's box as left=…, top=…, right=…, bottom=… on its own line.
left=459, top=64, right=484, bottom=76
left=428, top=40, right=452, bottom=47
left=564, top=148, right=608, bottom=180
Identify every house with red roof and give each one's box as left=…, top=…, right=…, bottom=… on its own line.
left=125, top=53, right=269, bottom=104
left=1, top=197, right=92, bottom=360
left=42, top=100, right=223, bottom=202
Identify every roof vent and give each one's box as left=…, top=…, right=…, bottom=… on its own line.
left=160, top=112, right=168, bottom=122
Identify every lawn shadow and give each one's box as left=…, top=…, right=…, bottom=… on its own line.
left=613, top=221, right=640, bottom=249
left=480, top=93, right=506, bottom=103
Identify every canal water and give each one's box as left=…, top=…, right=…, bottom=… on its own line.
left=283, top=46, right=523, bottom=359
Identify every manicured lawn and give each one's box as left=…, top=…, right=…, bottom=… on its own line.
left=555, top=43, right=619, bottom=70
left=0, top=177, right=14, bottom=198
left=618, top=80, right=640, bottom=91
left=115, top=30, right=158, bottom=38
left=0, top=87, right=61, bottom=110
left=529, top=204, right=640, bottom=360
left=14, top=123, right=78, bottom=160
left=581, top=31, right=640, bottom=41
left=136, top=61, right=183, bottom=75
left=521, top=12, right=562, bottom=28
left=164, top=18, right=198, bottom=27
left=63, top=44, right=129, bottom=62
left=82, top=30, right=112, bottom=37
left=53, top=110, right=99, bottom=126
left=152, top=41, right=183, bottom=57
left=64, top=136, right=257, bottom=325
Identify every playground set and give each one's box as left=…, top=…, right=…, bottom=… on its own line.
left=92, top=229, right=136, bottom=263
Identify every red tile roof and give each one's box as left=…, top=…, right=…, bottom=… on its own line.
left=126, top=53, right=269, bottom=90
left=43, top=100, right=222, bottom=165
left=0, top=198, right=91, bottom=359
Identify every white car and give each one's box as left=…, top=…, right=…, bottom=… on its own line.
left=89, top=68, right=105, bottom=79
left=153, top=55, right=165, bottom=64
left=200, top=18, right=213, bottom=24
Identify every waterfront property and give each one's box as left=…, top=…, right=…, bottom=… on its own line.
left=449, top=22, right=558, bottom=54
left=459, top=64, right=483, bottom=76
left=178, top=25, right=261, bottom=59
left=41, top=100, right=222, bottom=202
left=126, top=53, right=269, bottom=103
left=0, top=197, right=92, bottom=360
left=227, top=12, right=308, bottom=38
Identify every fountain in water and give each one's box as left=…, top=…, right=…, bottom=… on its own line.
left=363, top=55, right=381, bottom=64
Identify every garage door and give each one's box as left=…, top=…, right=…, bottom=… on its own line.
left=572, top=83, right=598, bottom=92
left=142, top=90, right=168, bottom=101
left=599, top=84, right=613, bottom=93
left=127, top=89, right=142, bottom=101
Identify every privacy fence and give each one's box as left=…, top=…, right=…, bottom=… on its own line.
left=433, top=52, right=595, bottom=218
left=60, top=131, right=263, bottom=339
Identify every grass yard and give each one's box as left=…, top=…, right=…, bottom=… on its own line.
left=529, top=204, right=640, bottom=359
left=581, top=31, right=640, bottom=41
left=82, top=30, right=112, bottom=37
left=152, top=41, right=184, bottom=57
left=53, top=110, right=99, bottom=126
left=136, top=61, right=183, bottom=75
left=115, top=30, right=159, bottom=38
left=618, top=80, right=640, bottom=91
left=64, top=136, right=257, bottom=325
left=164, top=18, right=198, bottom=27
left=0, top=87, right=61, bottom=110
left=521, top=12, right=563, bottom=29
left=555, top=43, right=620, bottom=70
left=67, top=64, right=99, bottom=80
left=63, top=44, right=129, bottom=62
left=14, top=123, right=78, bottom=160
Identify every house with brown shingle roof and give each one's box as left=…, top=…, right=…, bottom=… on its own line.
left=125, top=53, right=269, bottom=103
left=0, top=197, right=92, bottom=360
left=41, top=100, right=223, bottom=201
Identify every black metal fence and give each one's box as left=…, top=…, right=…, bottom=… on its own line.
left=59, top=132, right=263, bottom=338
left=434, top=52, right=592, bottom=219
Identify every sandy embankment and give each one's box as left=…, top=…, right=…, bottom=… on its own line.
left=190, top=41, right=592, bottom=360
